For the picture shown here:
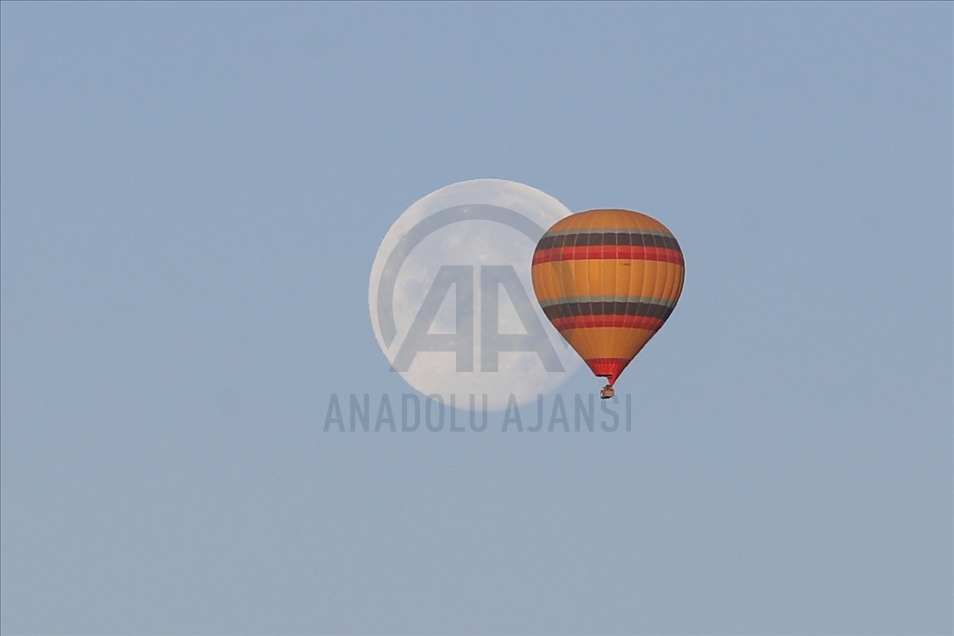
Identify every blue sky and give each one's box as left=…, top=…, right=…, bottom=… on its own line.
left=1, top=3, right=951, bottom=633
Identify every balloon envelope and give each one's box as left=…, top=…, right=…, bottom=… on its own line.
left=531, top=209, right=684, bottom=388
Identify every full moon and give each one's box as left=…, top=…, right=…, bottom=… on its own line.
left=368, top=179, right=583, bottom=410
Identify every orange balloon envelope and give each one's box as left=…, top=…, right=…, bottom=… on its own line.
left=531, top=209, right=685, bottom=398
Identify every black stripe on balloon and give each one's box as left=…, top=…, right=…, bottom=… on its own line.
left=536, top=231, right=681, bottom=252
left=543, top=300, right=675, bottom=321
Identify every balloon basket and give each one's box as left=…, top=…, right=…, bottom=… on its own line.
left=600, top=385, right=615, bottom=400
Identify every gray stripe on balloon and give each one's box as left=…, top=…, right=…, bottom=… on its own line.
left=377, top=204, right=546, bottom=348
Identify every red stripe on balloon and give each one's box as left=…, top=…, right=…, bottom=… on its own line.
left=551, top=315, right=665, bottom=331
left=584, top=358, right=631, bottom=385
left=532, top=245, right=684, bottom=266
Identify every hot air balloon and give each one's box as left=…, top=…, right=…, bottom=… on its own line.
left=531, top=209, right=684, bottom=399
